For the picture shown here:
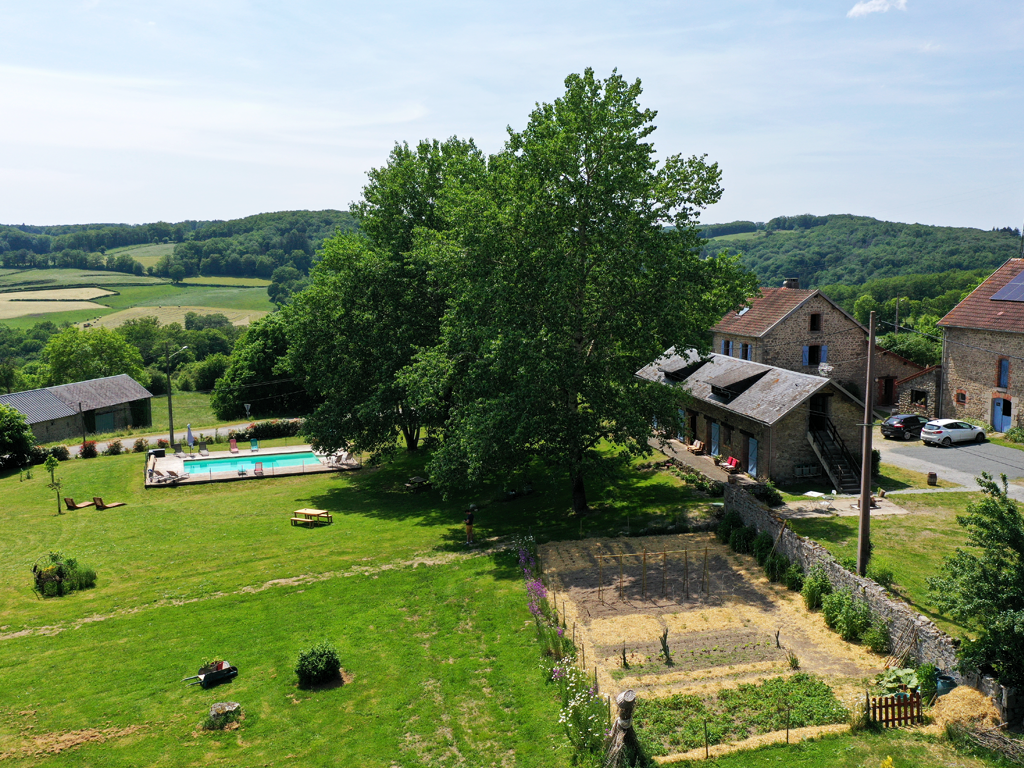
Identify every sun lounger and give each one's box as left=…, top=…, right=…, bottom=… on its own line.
left=151, top=469, right=173, bottom=483
left=254, top=462, right=264, bottom=477
left=64, top=497, right=94, bottom=511
left=165, top=470, right=190, bottom=482
left=93, top=497, right=126, bottom=510
left=229, top=438, right=239, bottom=454
left=686, top=440, right=704, bottom=455
left=250, top=439, right=259, bottom=452
left=198, top=442, right=209, bottom=456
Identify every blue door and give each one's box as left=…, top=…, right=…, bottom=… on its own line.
left=748, top=437, right=758, bottom=476
left=677, top=409, right=686, bottom=441
left=711, top=423, right=720, bottom=455
left=993, top=398, right=1012, bottom=433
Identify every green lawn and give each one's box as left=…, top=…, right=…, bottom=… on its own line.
left=696, top=729, right=1000, bottom=768
left=788, top=492, right=980, bottom=636
left=0, top=446, right=720, bottom=765
left=182, top=276, right=271, bottom=287
left=0, top=268, right=161, bottom=289
left=779, top=463, right=955, bottom=503
left=105, top=242, right=176, bottom=269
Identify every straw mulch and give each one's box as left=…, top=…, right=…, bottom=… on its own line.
left=931, top=686, right=1002, bottom=729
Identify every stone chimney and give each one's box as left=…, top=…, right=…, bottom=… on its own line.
left=782, top=277, right=800, bottom=289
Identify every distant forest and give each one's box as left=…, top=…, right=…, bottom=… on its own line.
left=0, top=211, right=359, bottom=296
left=700, top=214, right=1021, bottom=288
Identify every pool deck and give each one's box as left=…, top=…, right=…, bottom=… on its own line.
left=144, top=444, right=342, bottom=487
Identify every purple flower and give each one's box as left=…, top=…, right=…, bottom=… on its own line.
left=552, top=667, right=565, bottom=681
left=557, top=627, right=565, bottom=637
left=528, top=600, right=542, bottom=616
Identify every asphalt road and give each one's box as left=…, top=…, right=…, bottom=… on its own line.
left=876, top=433, right=1024, bottom=501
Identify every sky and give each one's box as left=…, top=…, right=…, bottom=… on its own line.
left=1, top=0, right=1022, bottom=231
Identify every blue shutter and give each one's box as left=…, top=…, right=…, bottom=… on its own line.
left=802, top=346, right=809, bottom=366
left=722, top=339, right=728, bottom=354
left=999, top=359, right=1009, bottom=388
left=821, top=345, right=828, bottom=363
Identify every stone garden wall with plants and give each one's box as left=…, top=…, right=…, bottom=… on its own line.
left=723, top=482, right=1021, bottom=725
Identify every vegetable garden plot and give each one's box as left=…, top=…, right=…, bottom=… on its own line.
left=540, top=532, right=883, bottom=697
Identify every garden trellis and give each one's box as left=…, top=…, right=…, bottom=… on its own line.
left=595, top=547, right=710, bottom=602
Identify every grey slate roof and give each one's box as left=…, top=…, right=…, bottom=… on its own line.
left=48, top=375, right=152, bottom=413
left=0, top=389, right=78, bottom=423
left=0, top=375, right=151, bottom=425
left=637, top=349, right=838, bottom=425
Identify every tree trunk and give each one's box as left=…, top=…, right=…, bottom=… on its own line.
left=604, top=689, right=645, bottom=768
left=401, top=423, right=420, bottom=451
left=571, top=469, right=588, bottom=516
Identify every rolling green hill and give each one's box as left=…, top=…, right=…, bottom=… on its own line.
left=702, top=214, right=1021, bottom=289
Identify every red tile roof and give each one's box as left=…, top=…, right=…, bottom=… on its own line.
left=712, top=287, right=816, bottom=337
left=937, top=259, right=1024, bottom=334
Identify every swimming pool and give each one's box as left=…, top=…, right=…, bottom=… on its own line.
left=186, top=451, right=322, bottom=475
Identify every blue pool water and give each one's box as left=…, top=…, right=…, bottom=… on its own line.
left=186, top=450, right=321, bottom=474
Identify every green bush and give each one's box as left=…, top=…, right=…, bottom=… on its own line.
left=28, top=444, right=49, bottom=464
left=783, top=563, right=805, bottom=591
left=715, top=510, right=743, bottom=544
left=295, top=641, right=341, bottom=687
left=102, top=439, right=124, bottom=456
left=867, top=561, right=895, bottom=590
left=821, top=589, right=848, bottom=631
left=871, top=448, right=881, bottom=477
left=823, top=588, right=872, bottom=642
left=229, top=419, right=305, bottom=442
left=49, top=445, right=70, bottom=461
left=32, top=551, right=98, bottom=597
left=133, top=437, right=149, bottom=453
left=917, top=663, right=938, bottom=700
left=764, top=553, right=790, bottom=583
left=1004, top=426, right=1024, bottom=443
left=751, top=531, right=774, bottom=566
left=802, top=564, right=833, bottom=610
left=728, top=525, right=757, bottom=554
left=80, top=440, right=98, bottom=459
left=862, top=617, right=890, bottom=654
left=751, top=480, right=783, bottom=507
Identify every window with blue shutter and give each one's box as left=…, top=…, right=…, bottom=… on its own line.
left=722, top=339, right=728, bottom=354
left=998, top=359, right=1009, bottom=388
left=821, top=345, right=828, bottom=363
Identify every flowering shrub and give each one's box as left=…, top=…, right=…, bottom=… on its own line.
left=102, top=439, right=124, bottom=456
left=228, top=419, right=304, bottom=442
left=156, top=438, right=169, bottom=449
left=80, top=440, right=98, bottom=459
left=133, top=438, right=150, bottom=453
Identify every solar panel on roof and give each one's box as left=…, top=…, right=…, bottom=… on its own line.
left=991, top=270, right=1024, bottom=302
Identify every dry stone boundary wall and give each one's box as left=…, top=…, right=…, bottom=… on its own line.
left=723, top=482, right=1020, bottom=724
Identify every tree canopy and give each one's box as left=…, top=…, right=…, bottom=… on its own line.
left=43, top=327, right=144, bottom=386
left=402, top=69, right=756, bottom=513
left=287, top=138, right=487, bottom=460
left=0, top=403, right=35, bottom=470
left=928, top=473, right=1024, bottom=687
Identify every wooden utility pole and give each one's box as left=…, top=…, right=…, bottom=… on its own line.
left=858, top=311, right=876, bottom=576
left=604, top=690, right=641, bottom=768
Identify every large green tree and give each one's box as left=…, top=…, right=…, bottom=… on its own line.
left=43, top=327, right=144, bottom=385
left=287, top=138, right=487, bottom=459
left=0, top=403, right=35, bottom=470
left=407, top=69, right=756, bottom=513
left=928, top=473, right=1024, bottom=687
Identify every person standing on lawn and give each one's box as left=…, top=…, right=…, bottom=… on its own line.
left=465, top=504, right=476, bottom=546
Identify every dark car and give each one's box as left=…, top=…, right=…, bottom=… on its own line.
left=881, top=414, right=928, bottom=441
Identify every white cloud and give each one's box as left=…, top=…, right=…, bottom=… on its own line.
left=847, top=0, right=907, bottom=19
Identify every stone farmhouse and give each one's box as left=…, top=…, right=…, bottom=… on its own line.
left=712, top=279, right=926, bottom=413
left=638, top=349, right=865, bottom=492
left=0, top=374, right=152, bottom=444
left=937, top=258, right=1024, bottom=432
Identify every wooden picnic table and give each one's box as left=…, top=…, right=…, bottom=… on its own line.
left=406, top=476, right=431, bottom=492
left=290, top=508, right=333, bottom=527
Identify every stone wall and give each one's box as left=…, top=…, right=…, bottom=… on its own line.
left=723, top=482, right=1020, bottom=724
left=941, top=326, right=1024, bottom=429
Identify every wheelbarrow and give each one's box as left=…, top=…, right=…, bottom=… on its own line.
left=182, top=660, right=238, bottom=689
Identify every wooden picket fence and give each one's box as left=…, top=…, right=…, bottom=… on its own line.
left=870, top=690, right=922, bottom=728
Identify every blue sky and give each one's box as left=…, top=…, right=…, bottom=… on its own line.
left=1, top=0, right=1021, bottom=230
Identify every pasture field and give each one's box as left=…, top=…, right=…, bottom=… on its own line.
left=0, top=299, right=108, bottom=320
left=87, top=305, right=269, bottom=328
left=0, top=269, right=161, bottom=289
left=0, top=287, right=115, bottom=301
left=105, top=242, right=176, bottom=268
left=182, top=276, right=272, bottom=287
left=710, top=231, right=761, bottom=242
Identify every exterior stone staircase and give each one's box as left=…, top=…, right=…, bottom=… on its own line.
left=807, top=416, right=862, bottom=494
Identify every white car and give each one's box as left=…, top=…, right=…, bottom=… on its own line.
left=921, top=419, right=986, bottom=447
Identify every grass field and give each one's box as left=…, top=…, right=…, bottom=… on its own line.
left=0, top=444, right=1003, bottom=766
left=87, top=305, right=269, bottom=328
left=0, top=279, right=274, bottom=329
left=105, top=242, right=176, bottom=269
left=182, top=276, right=272, bottom=287
left=0, top=268, right=161, bottom=289
left=710, top=231, right=761, bottom=242
left=789, top=491, right=979, bottom=636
